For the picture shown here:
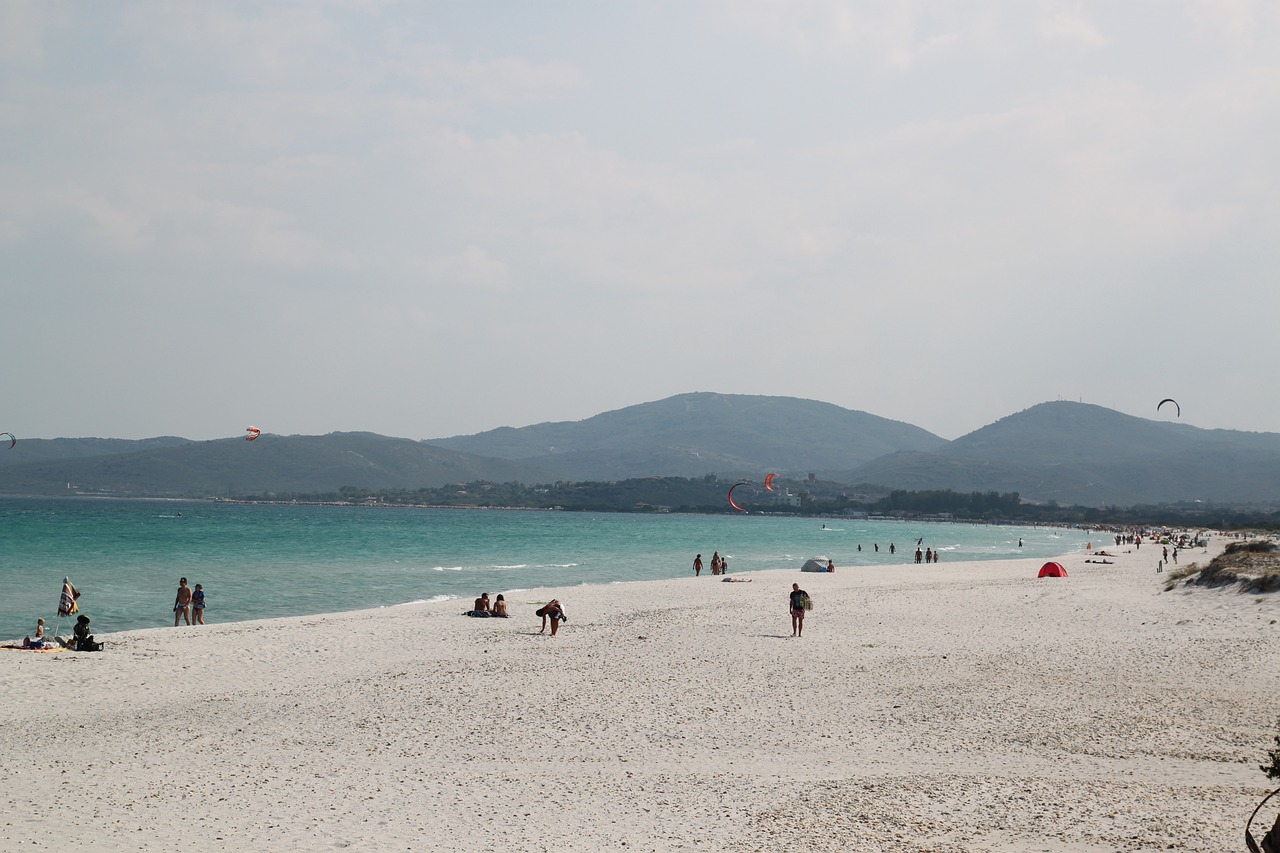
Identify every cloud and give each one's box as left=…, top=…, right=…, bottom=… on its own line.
left=709, top=0, right=967, bottom=69
left=3, top=1, right=1279, bottom=440
left=392, top=47, right=589, bottom=106
left=422, top=246, right=510, bottom=289
left=1037, top=2, right=1108, bottom=48
left=0, top=0, right=70, bottom=67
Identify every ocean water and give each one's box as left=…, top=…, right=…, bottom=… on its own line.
left=0, top=497, right=1092, bottom=641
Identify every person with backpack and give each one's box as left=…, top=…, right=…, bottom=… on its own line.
left=789, top=583, right=810, bottom=638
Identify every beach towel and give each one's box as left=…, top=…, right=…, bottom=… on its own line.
left=1, top=643, right=69, bottom=654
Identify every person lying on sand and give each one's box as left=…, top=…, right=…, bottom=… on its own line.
left=722, top=577, right=752, bottom=582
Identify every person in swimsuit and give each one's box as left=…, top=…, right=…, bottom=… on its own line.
left=23, top=618, right=46, bottom=649
left=693, top=554, right=703, bottom=577
left=173, top=577, right=192, bottom=626
left=789, top=583, right=809, bottom=638
left=492, top=594, right=509, bottom=618
left=192, top=584, right=206, bottom=625
left=539, top=599, right=566, bottom=636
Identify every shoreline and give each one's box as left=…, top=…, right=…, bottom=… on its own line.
left=0, top=500, right=1099, bottom=640
left=4, top=538, right=1277, bottom=851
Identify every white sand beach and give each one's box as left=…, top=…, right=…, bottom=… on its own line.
left=2, top=537, right=1278, bottom=852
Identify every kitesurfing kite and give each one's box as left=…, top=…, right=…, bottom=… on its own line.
left=1157, top=398, right=1180, bottom=418
left=245, top=426, right=261, bottom=441
left=764, top=473, right=777, bottom=492
left=1, top=432, right=14, bottom=449
left=727, top=481, right=750, bottom=513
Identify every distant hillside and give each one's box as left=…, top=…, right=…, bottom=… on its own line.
left=0, top=436, right=193, bottom=466
left=0, top=433, right=553, bottom=497
left=844, top=402, right=1280, bottom=507
left=5, top=398, right=1279, bottom=506
left=429, top=392, right=946, bottom=480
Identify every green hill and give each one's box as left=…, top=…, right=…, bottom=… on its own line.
left=844, top=402, right=1280, bottom=506
left=429, top=392, right=946, bottom=480
left=4, top=398, right=1279, bottom=507
left=0, top=433, right=553, bottom=497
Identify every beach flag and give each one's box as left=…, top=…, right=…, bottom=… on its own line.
left=58, top=577, right=80, bottom=617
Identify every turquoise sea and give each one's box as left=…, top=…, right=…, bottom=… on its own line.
left=0, top=497, right=1092, bottom=641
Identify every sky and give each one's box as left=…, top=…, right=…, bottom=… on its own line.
left=3, top=1, right=1278, bottom=442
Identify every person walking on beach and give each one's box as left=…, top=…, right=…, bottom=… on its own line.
left=173, top=577, right=192, bottom=626
left=192, top=583, right=206, bottom=625
left=789, top=583, right=809, bottom=638
left=694, top=554, right=703, bottom=577
left=711, top=551, right=721, bottom=575
left=538, top=599, right=566, bottom=636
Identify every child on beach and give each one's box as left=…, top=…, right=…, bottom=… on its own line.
left=23, top=618, right=46, bottom=648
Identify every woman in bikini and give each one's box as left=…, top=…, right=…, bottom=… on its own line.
left=192, top=584, right=206, bottom=625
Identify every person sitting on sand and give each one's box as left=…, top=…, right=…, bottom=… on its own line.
left=537, top=599, right=566, bottom=636
left=491, top=594, right=509, bottom=618
left=74, top=615, right=102, bottom=652
left=23, top=618, right=46, bottom=649
left=467, top=593, right=492, bottom=617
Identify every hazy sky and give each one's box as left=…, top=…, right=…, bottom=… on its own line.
left=3, top=1, right=1278, bottom=442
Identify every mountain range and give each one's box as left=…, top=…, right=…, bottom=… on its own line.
left=2, top=392, right=1278, bottom=507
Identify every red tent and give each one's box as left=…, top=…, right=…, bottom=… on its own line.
left=1038, top=561, right=1068, bottom=578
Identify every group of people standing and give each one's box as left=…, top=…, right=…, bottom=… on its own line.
left=692, top=551, right=730, bottom=576
left=173, top=577, right=207, bottom=626
left=914, top=547, right=940, bottom=564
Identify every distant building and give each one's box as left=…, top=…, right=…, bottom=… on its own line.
left=772, top=489, right=801, bottom=507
